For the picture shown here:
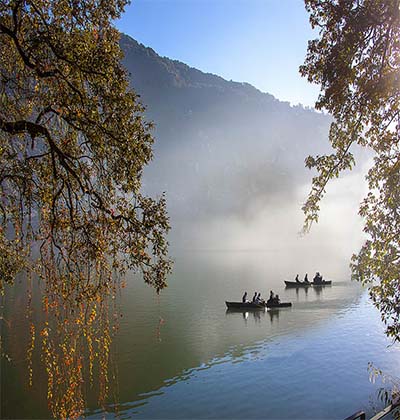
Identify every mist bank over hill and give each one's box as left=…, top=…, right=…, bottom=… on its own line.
left=120, top=34, right=364, bottom=255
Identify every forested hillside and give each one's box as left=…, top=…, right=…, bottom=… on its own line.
left=120, top=34, right=331, bottom=230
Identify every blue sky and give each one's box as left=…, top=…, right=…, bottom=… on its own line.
left=116, top=0, right=321, bottom=107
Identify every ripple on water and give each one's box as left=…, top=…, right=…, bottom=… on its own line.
left=89, top=293, right=400, bottom=420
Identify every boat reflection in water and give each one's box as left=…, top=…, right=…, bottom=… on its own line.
left=268, top=308, right=281, bottom=323
left=225, top=307, right=291, bottom=324
left=291, top=283, right=329, bottom=301
left=226, top=308, right=265, bottom=323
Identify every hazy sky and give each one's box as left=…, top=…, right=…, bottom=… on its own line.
left=116, top=0, right=321, bottom=107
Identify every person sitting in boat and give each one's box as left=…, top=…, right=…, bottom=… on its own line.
left=273, top=294, right=281, bottom=304
left=267, top=290, right=277, bottom=305
left=313, top=272, right=323, bottom=284
left=304, top=273, right=309, bottom=283
left=295, top=274, right=300, bottom=283
left=256, top=292, right=264, bottom=304
left=252, top=292, right=258, bottom=303
left=242, top=291, right=248, bottom=303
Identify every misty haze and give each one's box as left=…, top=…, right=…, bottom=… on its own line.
left=2, top=3, right=400, bottom=420
left=121, top=35, right=367, bottom=274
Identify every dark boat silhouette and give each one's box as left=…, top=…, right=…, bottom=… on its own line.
left=225, top=301, right=292, bottom=310
left=284, top=280, right=332, bottom=288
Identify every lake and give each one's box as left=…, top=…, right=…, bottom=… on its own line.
left=2, top=250, right=400, bottom=419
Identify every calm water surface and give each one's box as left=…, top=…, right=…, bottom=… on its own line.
left=2, top=250, right=400, bottom=419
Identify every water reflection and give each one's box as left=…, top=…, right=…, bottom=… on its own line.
left=225, top=308, right=266, bottom=324
left=313, top=285, right=324, bottom=298
left=86, top=294, right=400, bottom=420
left=288, top=283, right=334, bottom=301
left=3, top=251, right=365, bottom=419
left=268, top=308, right=280, bottom=323
left=225, top=307, right=293, bottom=325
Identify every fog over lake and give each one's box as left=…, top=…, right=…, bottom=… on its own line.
left=2, top=35, right=397, bottom=420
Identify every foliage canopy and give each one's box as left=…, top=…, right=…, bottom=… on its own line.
left=301, top=0, right=400, bottom=339
left=0, top=0, right=171, bottom=417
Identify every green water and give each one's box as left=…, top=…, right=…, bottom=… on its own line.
left=2, top=250, right=399, bottom=419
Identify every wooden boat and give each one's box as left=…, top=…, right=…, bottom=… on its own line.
left=225, top=301, right=266, bottom=310
left=284, top=281, right=312, bottom=288
left=312, top=280, right=332, bottom=287
left=225, top=301, right=292, bottom=310
left=266, top=302, right=292, bottom=308
left=284, top=280, right=332, bottom=288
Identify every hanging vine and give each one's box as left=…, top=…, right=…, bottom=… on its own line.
left=0, top=1, right=172, bottom=418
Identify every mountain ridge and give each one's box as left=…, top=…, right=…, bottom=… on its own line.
left=118, top=33, right=332, bottom=232
left=120, top=33, right=278, bottom=102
